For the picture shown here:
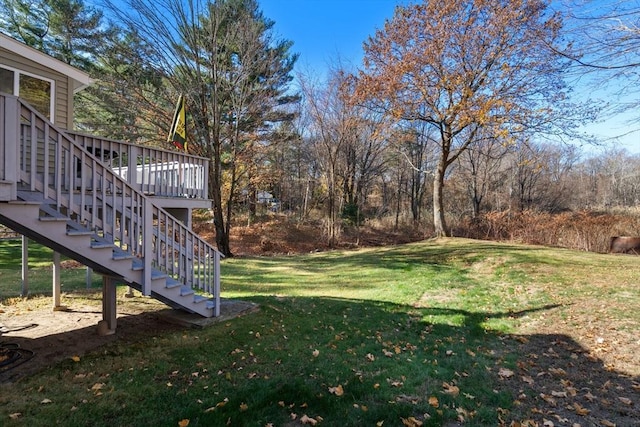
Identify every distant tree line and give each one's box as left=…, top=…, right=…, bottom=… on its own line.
left=2, top=0, right=639, bottom=255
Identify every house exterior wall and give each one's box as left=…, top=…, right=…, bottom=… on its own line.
left=0, top=46, right=71, bottom=129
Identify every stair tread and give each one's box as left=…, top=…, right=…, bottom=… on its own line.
left=8, top=199, right=42, bottom=205
left=165, top=277, right=181, bottom=289
left=113, top=251, right=134, bottom=260
left=180, top=285, right=194, bottom=296
left=151, top=270, right=167, bottom=280
left=193, top=294, right=210, bottom=304
left=39, top=216, right=69, bottom=222
left=67, top=229, right=94, bottom=236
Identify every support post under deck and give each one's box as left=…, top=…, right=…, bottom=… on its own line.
left=21, top=235, right=28, bottom=297
left=97, top=276, right=117, bottom=335
left=52, top=251, right=68, bottom=311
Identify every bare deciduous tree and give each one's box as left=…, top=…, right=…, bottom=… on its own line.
left=354, top=0, right=586, bottom=236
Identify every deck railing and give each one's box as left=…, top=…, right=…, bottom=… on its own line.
left=0, top=94, right=220, bottom=313
left=64, top=130, right=209, bottom=199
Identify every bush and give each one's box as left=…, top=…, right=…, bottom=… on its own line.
left=454, top=210, right=640, bottom=253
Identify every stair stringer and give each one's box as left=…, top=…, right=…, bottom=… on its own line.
left=0, top=200, right=214, bottom=318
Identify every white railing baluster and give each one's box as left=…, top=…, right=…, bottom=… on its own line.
left=55, top=133, right=62, bottom=209
left=43, top=125, right=49, bottom=194
left=29, top=114, right=36, bottom=191
left=142, top=198, right=152, bottom=295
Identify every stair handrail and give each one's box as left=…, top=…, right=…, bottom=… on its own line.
left=1, top=94, right=220, bottom=314
left=64, top=130, right=209, bottom=200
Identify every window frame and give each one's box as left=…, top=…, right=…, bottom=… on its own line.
left=0, top=64, right=56, bottom=122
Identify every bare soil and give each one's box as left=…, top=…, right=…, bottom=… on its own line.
left=0, top=292, right=180, bottom=383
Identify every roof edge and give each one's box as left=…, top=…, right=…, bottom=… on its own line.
left=0, top=33, right=92, bottom=90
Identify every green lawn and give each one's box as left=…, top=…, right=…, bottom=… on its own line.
left=0, top=238, right=638, bottom=426
left=0, top=238, right=102, bottom=300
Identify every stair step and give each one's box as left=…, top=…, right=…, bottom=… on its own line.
left=67, top=229, right=94, bottom=236
left=205, top=300, right=216, bottom=310
left=113, top=250, right=134, bottom=261
left=151, top=270, right=167, bottom=280
left=16, top=191, right=47, bottom=203
left=193, top=294, right=209, bottom=304
left=91, top=240, right=115, bottom=249
left=180, top=285, right=194, bottom=297
left=39, top=215, right=69, bottom=222
left=165, top=277, right=181, bottom=289
left=9, top=199, right=42, bottom=206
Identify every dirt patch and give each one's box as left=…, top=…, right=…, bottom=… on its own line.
left=0, top=292, right=178, bottom=383
left=0, top=291, right=257, bottom=383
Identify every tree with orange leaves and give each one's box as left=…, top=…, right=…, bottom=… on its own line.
left=354, top=0, right=590, bottom=236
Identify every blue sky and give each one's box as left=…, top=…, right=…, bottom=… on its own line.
left=259, top=0, right=399, bottom=76
left=258, top=0, right=639, bottom=154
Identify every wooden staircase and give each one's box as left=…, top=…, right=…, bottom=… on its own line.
left=0, top=93, right=221, bottom=325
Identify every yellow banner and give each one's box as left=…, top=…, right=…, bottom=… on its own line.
left=168, top=94, right=187, bottom=151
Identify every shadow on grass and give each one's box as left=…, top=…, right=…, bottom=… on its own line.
left=1, top=294, right=636, bottom=426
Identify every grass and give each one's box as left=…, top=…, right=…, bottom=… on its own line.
left=0, top=237, right=638, bottom=426
left=0, top=238, right=103, bottom=300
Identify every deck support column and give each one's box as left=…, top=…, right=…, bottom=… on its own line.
left=86, top=266, right=92, bottom=289
left=97, top=276, right=117, bottom=335
left=21, top=235, right=28, bottom=297
left=52, top=251, right=68, bottom=311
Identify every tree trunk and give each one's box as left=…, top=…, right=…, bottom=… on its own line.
left=433, top=157, right=448, bottom=237
left=209, top=166, right=233, bottom=257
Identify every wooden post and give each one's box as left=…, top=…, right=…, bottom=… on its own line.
left=21, top=235, right=28, bottom=297
left=97, top=276, right=117, bottom=335
left=52, top=251, right=68, bottom=311
left=86, top=266, right=92, bottom=289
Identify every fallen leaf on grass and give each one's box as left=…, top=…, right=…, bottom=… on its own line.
left=522, top=375, right=535, bottom=385
left=442, top=382, right=459, bottom=396
left=539, top=393, right=557, bottom=406
left=428, top=396, right=439, bottom=408
left=300, top=414, right=318, bottom=425
left=312, top=349, right=319, bottom=358
left=329, top=384, right=344, bottom=396
left=600, top=420, right=616, bottom=427
left=498, top=368, right=514, bottom=379
left=401, top=416, right=423, bottom=426
left=571, top=402, right=590, bottom=416
left=9, top=413, right=21, bottom=419
left=204, top=397, right=229, bottom=412
left=41, top=399, right=52, bottom=404
left=178, top=419, right=189, bottom=427
left=71, top=355, right=80, bottom=362
left=239, top=402, right=248, bottom=411
left=618, top=397, right=633, bottom=406
left=548, top=367, right=567, bottom=376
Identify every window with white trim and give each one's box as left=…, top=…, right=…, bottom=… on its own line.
left=0, top=66, right=55, bottom=121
